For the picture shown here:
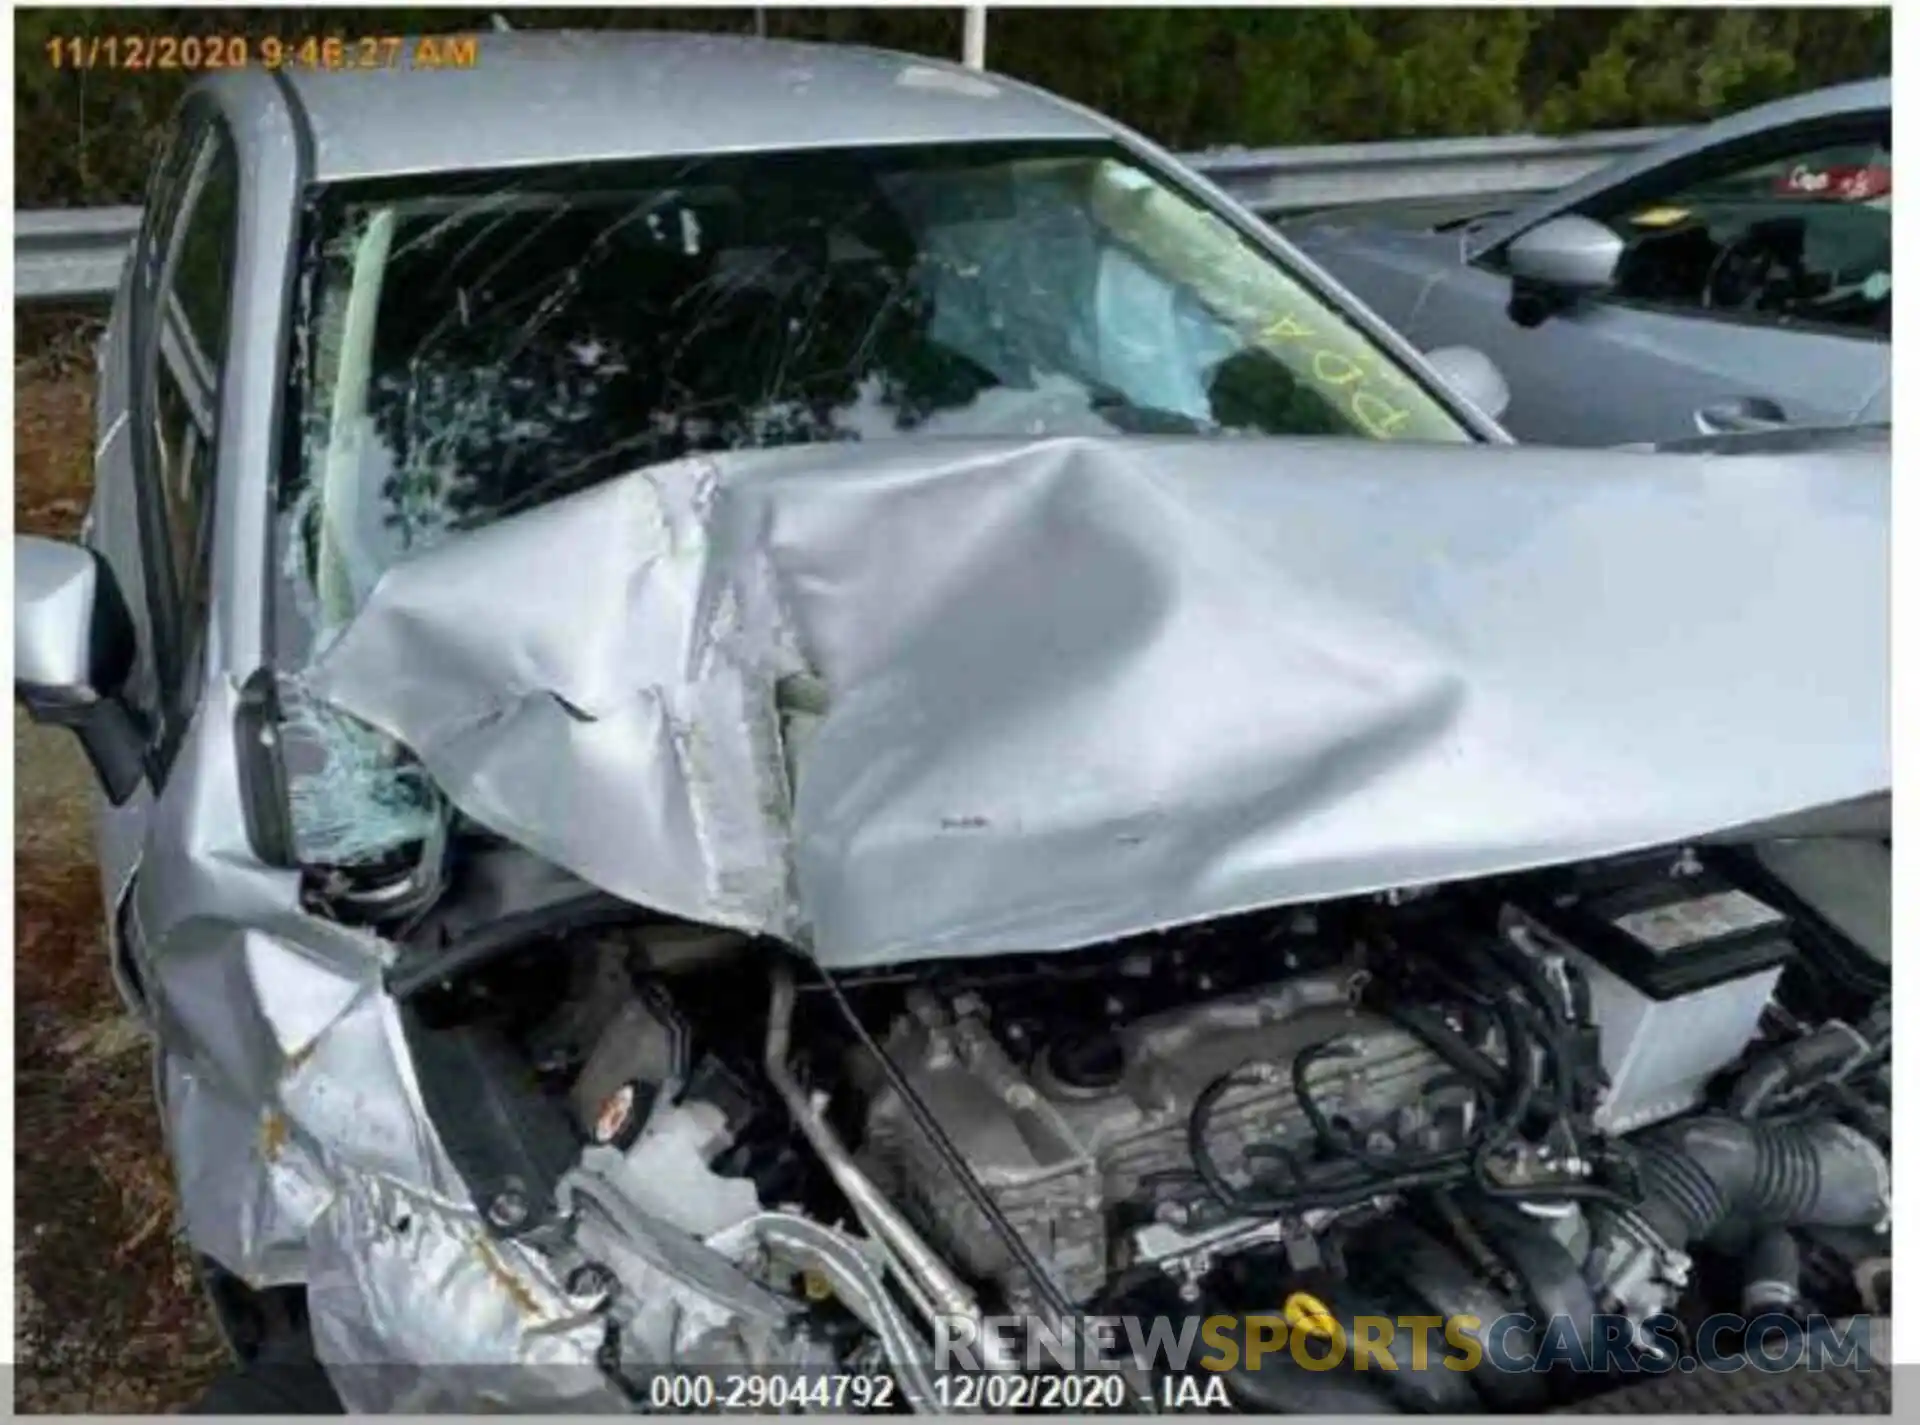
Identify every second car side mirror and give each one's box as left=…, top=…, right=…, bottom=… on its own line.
left=1505, top=214, right=1624, bottom=327
left=1423, top=346, right=1510, bottom=421
left=15, top=535, right=148, bottom=804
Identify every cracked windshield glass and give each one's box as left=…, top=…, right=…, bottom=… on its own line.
left=274, top=139, right=1471, bottom=864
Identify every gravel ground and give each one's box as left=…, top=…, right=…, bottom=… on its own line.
left=15, top=364, right=227, bottom=1411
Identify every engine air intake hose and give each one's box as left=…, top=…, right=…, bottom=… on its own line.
left=1634, top=1116, right=1887, bottom=1251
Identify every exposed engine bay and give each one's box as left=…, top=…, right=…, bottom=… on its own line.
left=388, top=834, right=1891, bottom=1412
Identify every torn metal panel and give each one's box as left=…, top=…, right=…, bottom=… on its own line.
left=304, top=1172, right=617, bottom=1412
left=152, top=923, right=471, bottom=1285
left=304, top=458, right=801, bottom=932
left=162, top=1050, right=333, bottom=1287
left=123, top=681, right=465, bottom=1297
left=306, top=435, right=1888, bottom=968
left=139, top=669, right=818, bottom=1399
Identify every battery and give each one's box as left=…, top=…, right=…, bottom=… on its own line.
left=1507, top=858, right=1796, bottom=1133
left=1511, top=859, right=1796, bottom=1000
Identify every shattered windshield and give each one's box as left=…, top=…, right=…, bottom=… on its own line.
left=277, top=139, right=1472, bottom=658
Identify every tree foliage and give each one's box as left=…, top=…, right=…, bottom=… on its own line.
left=14, top=6, right=1891, bottom=208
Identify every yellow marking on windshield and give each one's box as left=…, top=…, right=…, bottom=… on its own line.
left=1083, top=158, right=1466, bottom=441
left=1351, top=391, right=1414, bottom=439
left=1260, top=312, right=1317, bottom=343
left=1256, top=312, right=1417, bottom=437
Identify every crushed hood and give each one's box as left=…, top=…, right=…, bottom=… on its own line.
left=303, top=435, right=1888, bottom=968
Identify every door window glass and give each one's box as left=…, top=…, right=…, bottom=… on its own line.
left=1594, top=125, right=1890, bottom=336
left=135, top=126, right=202, bottom=305
left=143, top=124, right=239, bottom=727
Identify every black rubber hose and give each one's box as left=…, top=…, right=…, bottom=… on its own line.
left=1728, top=1006, right=1889, bottom=1119
left=1742, top=1226, right=1801, bottom=1314
left=1633, top=1116, right=1888, bottom=1252
left=1188, top=1071, right=1474, bottom=1214
left=1819, top=1077, right=1891, bottom=1152
left=1194, top=986, right=1552, bottom=1216
left=1383, top=1001, right=1561, bottom=1127
left=1293, top=1040, right=1468, bottom=1176
left=1383, top=1003, right=1507, bottom=1091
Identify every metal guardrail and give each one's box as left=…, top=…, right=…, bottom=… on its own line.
left=1192, top=126, right=1679, bottom=217
left=18, top=205, right=143, bottom=303
left=15, top=128, right=1673, bottom=304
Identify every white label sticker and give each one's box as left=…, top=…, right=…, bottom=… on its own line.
left=1612, top=889, right=1785, bottom=954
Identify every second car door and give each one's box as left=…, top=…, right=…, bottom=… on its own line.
left=1406, top=116, right=1891, bottom=446
left=1403, top=259, right=1881, bottom=446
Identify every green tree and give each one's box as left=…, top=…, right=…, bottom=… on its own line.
left=13, top=7, right=1891, bottom=208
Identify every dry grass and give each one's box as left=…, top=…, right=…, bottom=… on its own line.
left=16, top=367, right=95, bottom=544
left=14, top=360, right=227, bottom=1411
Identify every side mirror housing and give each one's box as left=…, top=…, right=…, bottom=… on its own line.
left=16, top=535, right=147, bottom=803
left=1423, top=346, right=1510, bottom=421
left=1505, top=214, right=1624, bottom=325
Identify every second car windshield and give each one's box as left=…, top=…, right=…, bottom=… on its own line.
left=280, top=139, right=1471, bottom=644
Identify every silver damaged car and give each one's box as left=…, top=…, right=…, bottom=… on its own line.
left=15, top=33, right=1892, bottom=1413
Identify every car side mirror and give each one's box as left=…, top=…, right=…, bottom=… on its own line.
left=15, top=535, right=148, bottom=804
left=1423, top=346, right=1510, bottom=421
left=1505, top=214, right=1624, bottom=326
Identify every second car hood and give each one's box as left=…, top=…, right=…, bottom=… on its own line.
left=303, top=436, right=1888, bottom=968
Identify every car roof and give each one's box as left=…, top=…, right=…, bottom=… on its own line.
left=278, top=30, right=1115, bottom=183
left=1466, top=76, right=1890, bottom=257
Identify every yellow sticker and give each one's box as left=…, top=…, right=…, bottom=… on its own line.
left=1283, top=1290, right=1340, bottom=1339
left=1629, top=205, right=1692, bottom=228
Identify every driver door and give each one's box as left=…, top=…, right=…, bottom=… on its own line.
left=1404, top=114, right=1890, bottom=446
left=90, top=106, right=241, bottom=955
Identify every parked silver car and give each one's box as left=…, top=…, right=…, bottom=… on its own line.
left=15, top=34, right=1891, bottom=1412
left=1292, top=79, right=1891, bottom=445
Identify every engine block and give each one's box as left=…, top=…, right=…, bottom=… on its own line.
left=858, top=968, right=1443, bottom=1307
